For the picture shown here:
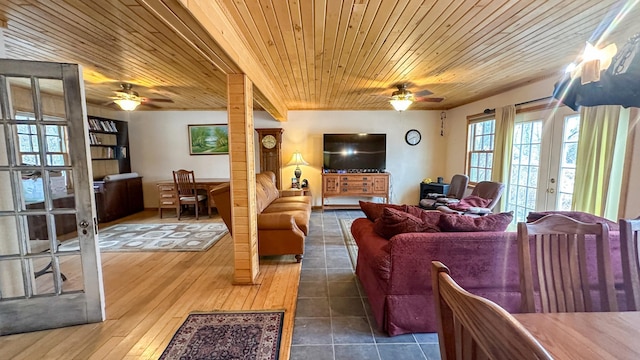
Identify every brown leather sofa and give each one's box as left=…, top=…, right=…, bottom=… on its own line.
left=210, top=171, right=311, bottom=262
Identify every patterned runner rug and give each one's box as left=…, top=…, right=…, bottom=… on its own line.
left=159, top=311, right=284, bottom=360
left=339, top=218, right=358, bottom=270
left=59, top=222, right=228, bottom=252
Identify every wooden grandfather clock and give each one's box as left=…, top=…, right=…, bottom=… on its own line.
left=256, top=128, right=284, bottom=189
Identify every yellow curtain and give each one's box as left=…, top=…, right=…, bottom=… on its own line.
left=491, top=105, right=515, bottom=211
left=572, top=105, right=629, bottom=219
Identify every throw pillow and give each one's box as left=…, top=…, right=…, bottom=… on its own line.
left=526, top=211, right=619, bottom=231
left=373, top=207, right=430, bottom=239
left=359, top=201, right=407, bottom=221
left=406, top=205, right=442, bottom=232
left=448, top=195, right=492, bottom=212
left=439, top=211, right=514, bottom=232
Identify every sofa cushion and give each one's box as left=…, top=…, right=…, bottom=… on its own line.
left=439, top=211, right=513, bottom=232
left=526, top=211, right=619, bottom=231
left=373, top=208, right=433, bottom=239
left=359, top=201, right=407, bottom=221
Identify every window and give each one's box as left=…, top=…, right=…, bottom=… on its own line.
left=467, top=118, right=495, bottom=183
left=15, top=113, right=68, bottom=166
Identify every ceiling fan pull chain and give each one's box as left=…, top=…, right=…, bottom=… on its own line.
left=440, top=111, right=446, bottom=136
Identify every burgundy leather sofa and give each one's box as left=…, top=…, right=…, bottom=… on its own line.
left=351, top=211, right=627, bottom=336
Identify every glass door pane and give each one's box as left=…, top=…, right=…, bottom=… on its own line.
left=507, top=120, right=542, bottom=223
left=506, top=106, right=579, bottom=223
left=0, top=60, right=104, bottom=335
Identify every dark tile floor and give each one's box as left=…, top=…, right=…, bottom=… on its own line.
left=290, top=209, right=441, bottom=360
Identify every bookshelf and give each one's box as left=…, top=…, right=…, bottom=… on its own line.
left=87, top=117, right=131, bottom=180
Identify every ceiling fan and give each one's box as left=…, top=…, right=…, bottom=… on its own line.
left=107, top=83, right=174, bottom=111
left=389, top=83, right=444, bottom=111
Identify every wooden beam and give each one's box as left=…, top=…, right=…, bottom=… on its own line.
left=227, top=73, right=259, bottom=284
left=144, top=0, right=288, bottom=121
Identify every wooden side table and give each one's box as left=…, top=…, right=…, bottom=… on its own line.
left=281, top=187, right=311, bottom=197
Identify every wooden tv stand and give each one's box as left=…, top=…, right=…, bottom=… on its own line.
left=321, top=172, right=390, bottom=210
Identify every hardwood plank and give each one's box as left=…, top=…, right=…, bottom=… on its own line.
left=0, top=210, right=300, bottom=360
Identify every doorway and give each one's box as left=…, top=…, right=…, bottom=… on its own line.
left=506, top=106, right=580, bottom=223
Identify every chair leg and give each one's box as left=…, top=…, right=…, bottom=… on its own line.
left=195, top=201, right=199, bottom=220
left=177, top=204, right=181, bottom=220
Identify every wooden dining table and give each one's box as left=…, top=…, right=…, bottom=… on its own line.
left=514, top=311, right=640, bottom=359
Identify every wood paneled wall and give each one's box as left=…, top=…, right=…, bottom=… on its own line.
left=227, top=74, right=259, bottom=284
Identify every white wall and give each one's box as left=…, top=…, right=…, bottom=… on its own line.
left=129, top=110, right=444, bottom=207
left=128, top=111, right=271, bottom=207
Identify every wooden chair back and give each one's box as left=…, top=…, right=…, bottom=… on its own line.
left=173, top=169, right=197, bottom=196
left=172, top=169, right=209, bottom=220
left=432, top=261, right=552, bottom=360
left=620, top=218, right=640, bottom=311
left=518, top=214, right=617, bottom=313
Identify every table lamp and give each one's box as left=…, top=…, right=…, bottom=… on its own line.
left=286, top=151, right=308, bottom=188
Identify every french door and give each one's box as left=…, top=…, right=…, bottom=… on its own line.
left=506, top=106, right=580, bottom=223
left=0, top=59, right=104, bottom=335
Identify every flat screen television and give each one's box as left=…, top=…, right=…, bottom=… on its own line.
left=323, top=133, right=386, bottom=172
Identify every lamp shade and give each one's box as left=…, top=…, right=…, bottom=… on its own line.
left=114, top=98, right=141, bottom=111
left=286, top=151, right=309, bottom=166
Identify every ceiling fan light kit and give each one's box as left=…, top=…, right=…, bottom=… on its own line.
left=114, top=98, right=141, bottom=111
left=389, top=84, right=415, bottom=111
left=108, top=83, right=174, bottom=111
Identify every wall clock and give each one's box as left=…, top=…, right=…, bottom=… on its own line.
left=261, top=134, right=277, bottom=149
left=405, top=129, right=421, bottom=146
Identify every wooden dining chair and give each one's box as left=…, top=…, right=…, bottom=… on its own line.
left=620, top=218, right=640, bottom=311
left=432, top=261, right=552, bottom=360
left=518, top=214, right=617, bottom=313
left=172, top=169, right=210, bottom=220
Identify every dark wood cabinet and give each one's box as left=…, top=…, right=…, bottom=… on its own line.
left=93, top=176, right=144, bottom=223
left=88, top=117, right=131, bottom=180
left=88, top=117, right=142, bottom=223
left=419, top=182, right=450, bottom=202
left=26, top=196, right=78, bottom=240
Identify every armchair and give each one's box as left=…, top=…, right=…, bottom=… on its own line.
left=419, top=174, right=469, bottom=209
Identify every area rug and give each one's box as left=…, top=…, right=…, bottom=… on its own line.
left=159, top=311, right=284, bottom=360
left=58, top=222, right=228, bottom=252
left=339, top=218, right=358, bottom=270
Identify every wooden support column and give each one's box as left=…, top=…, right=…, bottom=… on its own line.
left=227, top=73, right=259, bottom=284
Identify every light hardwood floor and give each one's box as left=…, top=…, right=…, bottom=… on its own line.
left=1, top=210, right=301, bottom=359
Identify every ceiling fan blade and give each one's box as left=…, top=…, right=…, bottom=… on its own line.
left=144, top=98, right=174, bottom=103
left=140, top=102, right=161, bottom=109
left=416, top=97, right=445, bottom=103
left=414, top=89, right=434, bottom=97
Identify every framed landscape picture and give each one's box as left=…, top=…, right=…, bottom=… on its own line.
left=188, top=124, right=229, bottom=155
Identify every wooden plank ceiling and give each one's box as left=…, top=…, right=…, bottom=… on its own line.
left=1, top=0, right=638, bottom=112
